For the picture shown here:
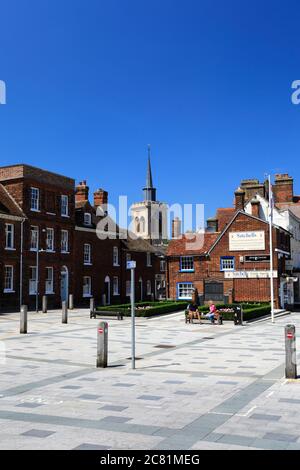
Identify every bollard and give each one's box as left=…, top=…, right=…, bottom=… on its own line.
left=42, top=295, right=47, bottom=314
left=97, top=321, right=108, bottom=368
left=90, top=297, right=95, bottom=315
left=69, top=294, right=74, bottom=310
left=62, top=301, right=68, bottom=324
left=20, top=305, right=28, bottom=334
left=285, top=324, right=297, bottom=379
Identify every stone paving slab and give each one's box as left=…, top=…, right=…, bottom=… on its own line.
left=0, top=308, right=300, bottom=449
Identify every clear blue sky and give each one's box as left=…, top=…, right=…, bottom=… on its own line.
left=1, top=0, right=300, bottom=221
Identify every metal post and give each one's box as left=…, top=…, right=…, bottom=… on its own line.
left=97, top=321, right=108, bottom=368
left=62, top=301, right=68, bottom=324
left=285, top=324, right=297, bottom=379
left=269, top=175, right=275, bottom=323
left=42, top=295, right=47, bottom=314
left=20, top=305, right=28, bottom=334
left=35, top=229, right=39, bottom=313
left=90, top=297, right=95, bottom=315
left=69, top=294, right=74, bottom=310
left=131, top=267, right=135, bottom=370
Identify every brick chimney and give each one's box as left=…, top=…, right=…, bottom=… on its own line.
left=273, top=174, right=294, bottom=203
left=94, top=188, right=108, bottom=214
left=172, top=217, right=182, bottom=239
left=251, top=198, right=260, bottom=218
left=206, top=217, right=218, bottom=233
left=75, top=180, right=89, bottom=203
left=235, top=187, right=245, bottom=211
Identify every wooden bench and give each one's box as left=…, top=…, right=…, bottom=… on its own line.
left=90, top=310, right=124, bottom=320
left=185, top=310, right=223, bottom=325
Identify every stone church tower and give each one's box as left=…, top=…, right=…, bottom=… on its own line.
left=130, top=147, right=168, bottom=245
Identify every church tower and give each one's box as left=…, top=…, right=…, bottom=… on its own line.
left=131, top=146, right=168, bottom=245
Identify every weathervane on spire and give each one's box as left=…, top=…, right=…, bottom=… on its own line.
left=143, top=145, right=156, bottom=201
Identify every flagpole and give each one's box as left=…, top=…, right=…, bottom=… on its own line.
left=269, top=174, right=275, bottom=323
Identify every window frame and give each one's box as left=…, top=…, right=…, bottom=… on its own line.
left=30, top=187, right=40, bottom=212
left=45, top=267, right=54, bottom=294
left=61, top=195, right=69, bottom=217
left=30, top=226, right=39, bottom=251
left=83, top=276, right=92, bottom=297
left=84, top=212, right=92, bottom=226
left=83, top=243, right=92, bottom=265
left=113, top=246, right=119, bottom=266
left=61, top=230, right=69, bottom=253
left=113, top=276, right=119, bottom=296
left=220, top=256, right=235, bottom=272
left=146, top=280, right=152, bottom=295
left=46, top=228, right=55, bottom=252
left=146, top=252, right=152, bottom=267
left=5, top=223, right=14, bottom=250
left=29, top=266, right=37, bottom=295
left=177, top=282, right=194, bottom=300
left=4, top=265, right=14, bottom=293
left=180, top=256, right=194, bottom=272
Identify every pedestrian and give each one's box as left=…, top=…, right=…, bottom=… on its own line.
left=206, top=300, right=217, bottom=324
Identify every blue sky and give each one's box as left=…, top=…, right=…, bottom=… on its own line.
left=1, top=0, right=300, bottom=222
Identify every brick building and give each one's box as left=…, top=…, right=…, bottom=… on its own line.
left=0, top=163, right=166, bottom=312
left=167, top=209, right=291, bottom=308
left=0, top=164, right=75, bottom=311
left=74, top=180, right=166, bottom=307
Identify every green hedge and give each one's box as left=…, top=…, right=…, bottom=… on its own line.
left=191, top=303, right=271, bottom=321
left=97, top=301, right=188, bottom=317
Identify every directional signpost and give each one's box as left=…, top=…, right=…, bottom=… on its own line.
left=127, top=260, right=136, bottom=369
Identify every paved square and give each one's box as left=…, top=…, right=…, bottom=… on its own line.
left=0, top=308, right=300, bottom=449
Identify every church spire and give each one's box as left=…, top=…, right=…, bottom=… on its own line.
left=143, top=145, right=156, bottom=201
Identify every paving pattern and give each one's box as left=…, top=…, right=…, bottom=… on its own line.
left=0, top=308, right=299, bottom=450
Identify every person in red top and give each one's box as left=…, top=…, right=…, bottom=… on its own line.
left=206, top=301, right=217, bottom=323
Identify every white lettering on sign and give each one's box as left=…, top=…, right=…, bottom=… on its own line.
left=224, top=270, right=278, bottom=279
left=229, top=231, right=265, bottom=251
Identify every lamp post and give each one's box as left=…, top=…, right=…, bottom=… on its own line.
left=127, top=260, right=136, bottom=370
left=268, top=175, right=275, bottom=323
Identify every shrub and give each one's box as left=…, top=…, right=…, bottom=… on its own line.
left=97, top=301, right=188, bottom=317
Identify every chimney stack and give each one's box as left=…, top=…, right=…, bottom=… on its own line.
left=235, top=187, right=245, bottom=211
left=75, top=180, right=89, bottom=203
left=206, top=217, right=218, bottom=232
left=94, top=188, right=108, bottom=215
left=172, top=217, right=182, bottom=239
left=251, top=198, right=260, bottom=218
left=273, top=174, right=294, bottom=203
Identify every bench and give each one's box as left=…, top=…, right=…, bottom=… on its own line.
left=90, top=310, right=124, bottom=320
left=185, top=310, right=223, bottom=325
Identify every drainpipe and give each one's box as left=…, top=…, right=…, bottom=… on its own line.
left=19, top=218, right=25, bottom=309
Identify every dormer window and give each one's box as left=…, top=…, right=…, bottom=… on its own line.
left=84, top=213, right=92, bottom=226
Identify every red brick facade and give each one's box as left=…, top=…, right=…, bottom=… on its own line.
left=167, top=212, right=291, bottom=308
left=0, top=164, right=166, bottom=312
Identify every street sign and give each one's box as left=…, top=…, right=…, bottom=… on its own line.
left=127, top=261, right=136, bottom=270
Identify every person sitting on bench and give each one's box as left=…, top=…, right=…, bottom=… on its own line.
left=206, top=301, right=217, bottom=324
left=188, top=303, right=200, bottom=323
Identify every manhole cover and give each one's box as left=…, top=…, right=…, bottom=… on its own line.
left=155, top=345, right=176, bottom=349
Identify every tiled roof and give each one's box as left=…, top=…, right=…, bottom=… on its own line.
left=167, top=232, right=219, bottom=256
left=122, top=235, right=158, bottom=253
left=0, top=184, right=25, bottom=217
